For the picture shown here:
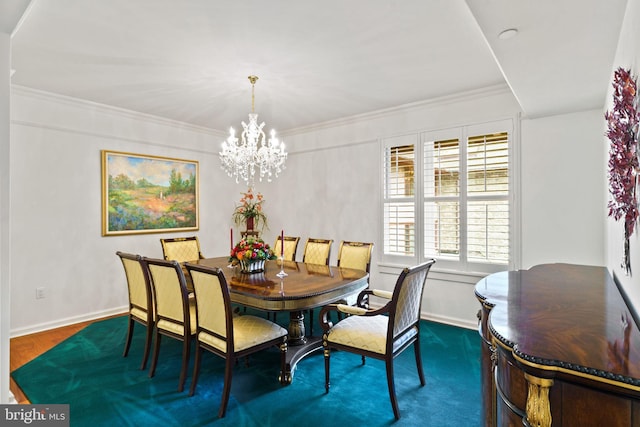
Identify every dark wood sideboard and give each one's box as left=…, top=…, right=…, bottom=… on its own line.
left=475, top=263, right=640, bottom=426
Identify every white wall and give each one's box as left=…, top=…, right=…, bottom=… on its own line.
left=1, top=31, right=12, bottom=404
left=606, top=0, right=640, bottom=310
left=521, top=110, right=606, bottom=268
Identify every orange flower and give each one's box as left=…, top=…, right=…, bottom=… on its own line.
left=231, top=187, right=268, bottom=230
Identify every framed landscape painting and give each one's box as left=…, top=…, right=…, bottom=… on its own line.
left=101, top=150, right=199, bottom=236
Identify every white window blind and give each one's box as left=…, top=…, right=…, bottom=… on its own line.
left=383, top=142, right=415, bottom=257
left=382, top=120, right=512, bottom=272
left=467, top=132, right=509, bottom=263
left=424, top=138, right=460, bottom=258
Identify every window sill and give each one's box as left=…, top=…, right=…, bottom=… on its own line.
left=377, top=262, right=490, bottom=285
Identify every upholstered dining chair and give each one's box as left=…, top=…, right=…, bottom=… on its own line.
left=334, top=241, right=375, bottom=321
left=116, top=251, right=154, bottom=370
left=337, top=241, right=374, bottom=279
left=302, top=238, right=333, bottom=265
left=160, top=236, right=204, bottom=262
left=274, top=235, right=301, bottom=262
left=302, top=238, right=333, bottom=335
left=144, top=257, right=197, bottom=392
left=319, top=259, right=436, bottom=420
left=184, top=262, right=288, bottom=418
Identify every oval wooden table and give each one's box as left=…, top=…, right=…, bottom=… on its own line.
left=193, top=257, right=369, bottom=383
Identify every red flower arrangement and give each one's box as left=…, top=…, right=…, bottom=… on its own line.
left=229, top=237, right=276, bottom=264
left=605, top=67, right=640, bottom=274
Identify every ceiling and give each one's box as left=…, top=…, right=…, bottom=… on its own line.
left=7, top=0, right=629, bottom=133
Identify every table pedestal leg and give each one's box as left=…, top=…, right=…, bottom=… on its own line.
left=280, top=310, right=325, bottom=384
left=288, top=310, right=307, bottom=345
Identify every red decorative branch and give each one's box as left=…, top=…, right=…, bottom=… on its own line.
left=605, top=67, right=640, bottom=274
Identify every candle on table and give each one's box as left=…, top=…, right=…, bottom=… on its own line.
left=230, top=228, right=233, bottom=251
left=281, top=230, right=284, bottom=257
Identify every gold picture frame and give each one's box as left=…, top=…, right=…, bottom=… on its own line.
left=101, top=150, right=199, bottom=236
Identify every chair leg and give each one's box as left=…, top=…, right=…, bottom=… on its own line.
left=385, top=358, right=401, bottom=420
left=189, top=346, right=202, bottom=396
left=141, top=323, right=153, bottom=370
left=324, top=348, right=331, bottom=393
left=219, top=356, right=235, bottom=418
left=123, top=316, right=134, bottom=358
left=414, top=340, right=426, bottom=386
left=149, top=332, right=162, bottom=378
left=279, top=341, right=288, bottom=384
left=178, top=337, right=191, bottom=392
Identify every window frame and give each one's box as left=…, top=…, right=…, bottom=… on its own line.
left=381, top=118, right=517, bottom=275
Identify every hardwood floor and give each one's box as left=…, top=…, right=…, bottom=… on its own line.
left=10, top=316, right=123, bottom=403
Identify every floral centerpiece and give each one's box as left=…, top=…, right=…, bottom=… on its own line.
left=231, top=188, right=268, bottom=231
left=229, top=237, right=277, bottom=273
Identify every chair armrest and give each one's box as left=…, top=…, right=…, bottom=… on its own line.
left=371, top=289, right=392, bottom=299
left=319, top=304, right=340, bottom=333
left=356, top=288, right=392, bottom=308
left=335, top=304, right=367, bottom=315
left=320, top=302, right=391, bottom=334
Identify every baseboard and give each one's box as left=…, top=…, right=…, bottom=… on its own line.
left=421, top=312, right=477, bottom=330
left=10, top=306, right=128, bottom=338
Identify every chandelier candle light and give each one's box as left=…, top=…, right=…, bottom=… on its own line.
left=219, top=75, right=287, bottom=186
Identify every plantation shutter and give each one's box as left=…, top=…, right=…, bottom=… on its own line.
left=383, top=141, right=415, bottom=257
left=467, top=132, right=509, bottom=263
left=423, top=138, right=460, bottom=258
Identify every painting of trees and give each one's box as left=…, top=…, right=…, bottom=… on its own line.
left=101, top=151, right=199, bottom=235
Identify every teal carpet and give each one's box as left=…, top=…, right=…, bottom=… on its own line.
left=12, top=314, right=481, bottom=426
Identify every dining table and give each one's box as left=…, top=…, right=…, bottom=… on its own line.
left=192, top=256, right=369, bottom=384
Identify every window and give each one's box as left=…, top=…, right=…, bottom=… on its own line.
left=382, top=120, right=512, bottom=273
left=383, top=137, right=416, bottom=257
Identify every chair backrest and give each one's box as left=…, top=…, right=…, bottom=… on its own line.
left=274, top=236, right=301, bottom=262
left=116, top=251, right=152, bottom=318
left=185, top=263, right=233, bottom=352
left=144, top=257, right=192, bottom=332
left=388, top=260, right=436, bottom=339
left=303, top=238, right=333, bottom=265
left=337, top=241, right=374, bottom=274
left=160, top=236, right=203, bottom=262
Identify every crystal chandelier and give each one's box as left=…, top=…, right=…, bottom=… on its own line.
left=219, top=75, right=287, bottom=186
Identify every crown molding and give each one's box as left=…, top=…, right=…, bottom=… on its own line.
left=11, top=84, right=225, bottom=137
left=281, top=83, right=513, bottom=136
